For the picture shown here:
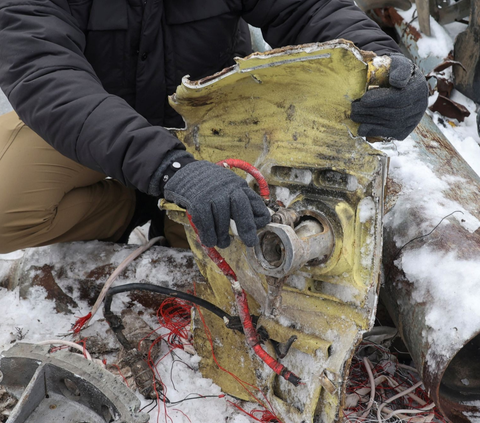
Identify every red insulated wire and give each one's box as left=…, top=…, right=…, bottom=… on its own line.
left=234, top=288, right=301, bottom=386
left=195, top=304, right=280, bottom=417
left=216, top=158, right=270, bottom=200
left=186, top=212, right=301, bottom=386
left=187, top=213, right=237, bottom=280
left=111, top=364, right=131, bottom=387
left=72, top=312, right=92, bottom=334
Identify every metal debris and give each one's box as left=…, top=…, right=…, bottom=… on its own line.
left=382, top=114, right=480, bottom=423
left=0, top=343, right=149, bottom=423
left=165, top=40, right=389, bottom=422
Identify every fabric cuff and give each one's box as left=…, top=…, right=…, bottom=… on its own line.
left=148, top=150, right=196, bottom=196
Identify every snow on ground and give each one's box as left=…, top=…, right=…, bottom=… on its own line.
left=0, top=286, right=73, bottom=346
left=0, top=241, right=267, bottom=422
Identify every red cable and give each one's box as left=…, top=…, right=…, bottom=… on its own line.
left=195, top=304, right=281, bottom=420
left=227, top=401, right=279, bottom=422
left=187, top=212, right=301, bottom=387
left=234, top=288, right=300, bottom=385
left=216, top=159, right=270, bottom=200
left=72, top=312, right=92, bottom=334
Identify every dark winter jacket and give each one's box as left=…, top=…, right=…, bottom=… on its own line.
left=0, top=0, right=400, bottom=194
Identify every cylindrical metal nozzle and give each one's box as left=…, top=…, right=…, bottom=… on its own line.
left=248, top=213, right=334, bottom=277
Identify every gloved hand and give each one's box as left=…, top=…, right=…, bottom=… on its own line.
left=164, top=160, right=271, bottom=248
left=351, top=53, right=429, bottom=140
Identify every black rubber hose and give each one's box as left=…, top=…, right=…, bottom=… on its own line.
left=103, top=282, right=233, bottom=322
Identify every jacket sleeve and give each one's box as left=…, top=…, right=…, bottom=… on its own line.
left=0, top=0, right=185, bottom=194
left=240, top=0, right=401, bottom=55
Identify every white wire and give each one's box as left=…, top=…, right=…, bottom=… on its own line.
left=346, top=342, right=439, bottom=423
left=359, top=357, right=376, bottom=421
left=383, top=402, right=436, bottom=421
left=79, top=236, right=162, bottom=330
left=377, top=381, right=423, bottom=423
left=397, top=363, right=420, bottom=373
left=34, top=340, right=92, bottom=361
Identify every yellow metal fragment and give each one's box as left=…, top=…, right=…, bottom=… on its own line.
left=164, top=40, right=388, bottom=423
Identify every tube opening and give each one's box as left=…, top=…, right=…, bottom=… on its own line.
left=440, top=333, right=480, bottom=402
left=259, top=231, right=286, bottom=269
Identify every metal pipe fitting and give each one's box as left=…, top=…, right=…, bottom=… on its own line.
left=271, top=208, right=300, bottom=227
left=248, top=213, right=335, bottom=277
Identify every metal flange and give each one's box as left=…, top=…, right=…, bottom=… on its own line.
left=0, top=343, right=149, bottom=423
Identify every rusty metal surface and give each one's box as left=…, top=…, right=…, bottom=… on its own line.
left=373, top=7, right=442, bottom=74
left=381, top=114, right=480, bottom=422
left=453, top=0, right=480, bottom=104
left=429, top=94, right=471, bottom=122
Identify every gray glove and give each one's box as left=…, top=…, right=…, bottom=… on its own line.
left=164, top=160, right=271, bottom=248
left=351, top=54, right=429, bottom=140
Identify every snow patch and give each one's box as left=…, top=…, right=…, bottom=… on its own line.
left=0, top=286, right=73, bottom=347
left=400, top=247, right=480, bottom=365
left=397, top=7, right=453, bottom=59
left=274, top=186, right=299, bottom=207
left=377, top=136, right=480, bottom=247
left=358, top=197, right=375, bottom=224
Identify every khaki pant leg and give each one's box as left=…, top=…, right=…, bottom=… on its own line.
left=0, top=111, right=136, bottom=254
left=164, top=216, right=189, bottom=249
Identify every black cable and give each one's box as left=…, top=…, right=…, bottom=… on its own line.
left=400, top=9, right=418, bottom=41
left=146, top=401, right=159, bottom=414
left=166, top=393, right=224, bottom=406
left=396, top=210, right=463, bottom=256
left=139, top=400, right=156, bottom=412
left=104, top=283, right=232, bottom=322
left=170, top=358, right=195, bottom=391
left=102, top=282, right=262, bottom=401
left=103, top=282, right=258, bottom=332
